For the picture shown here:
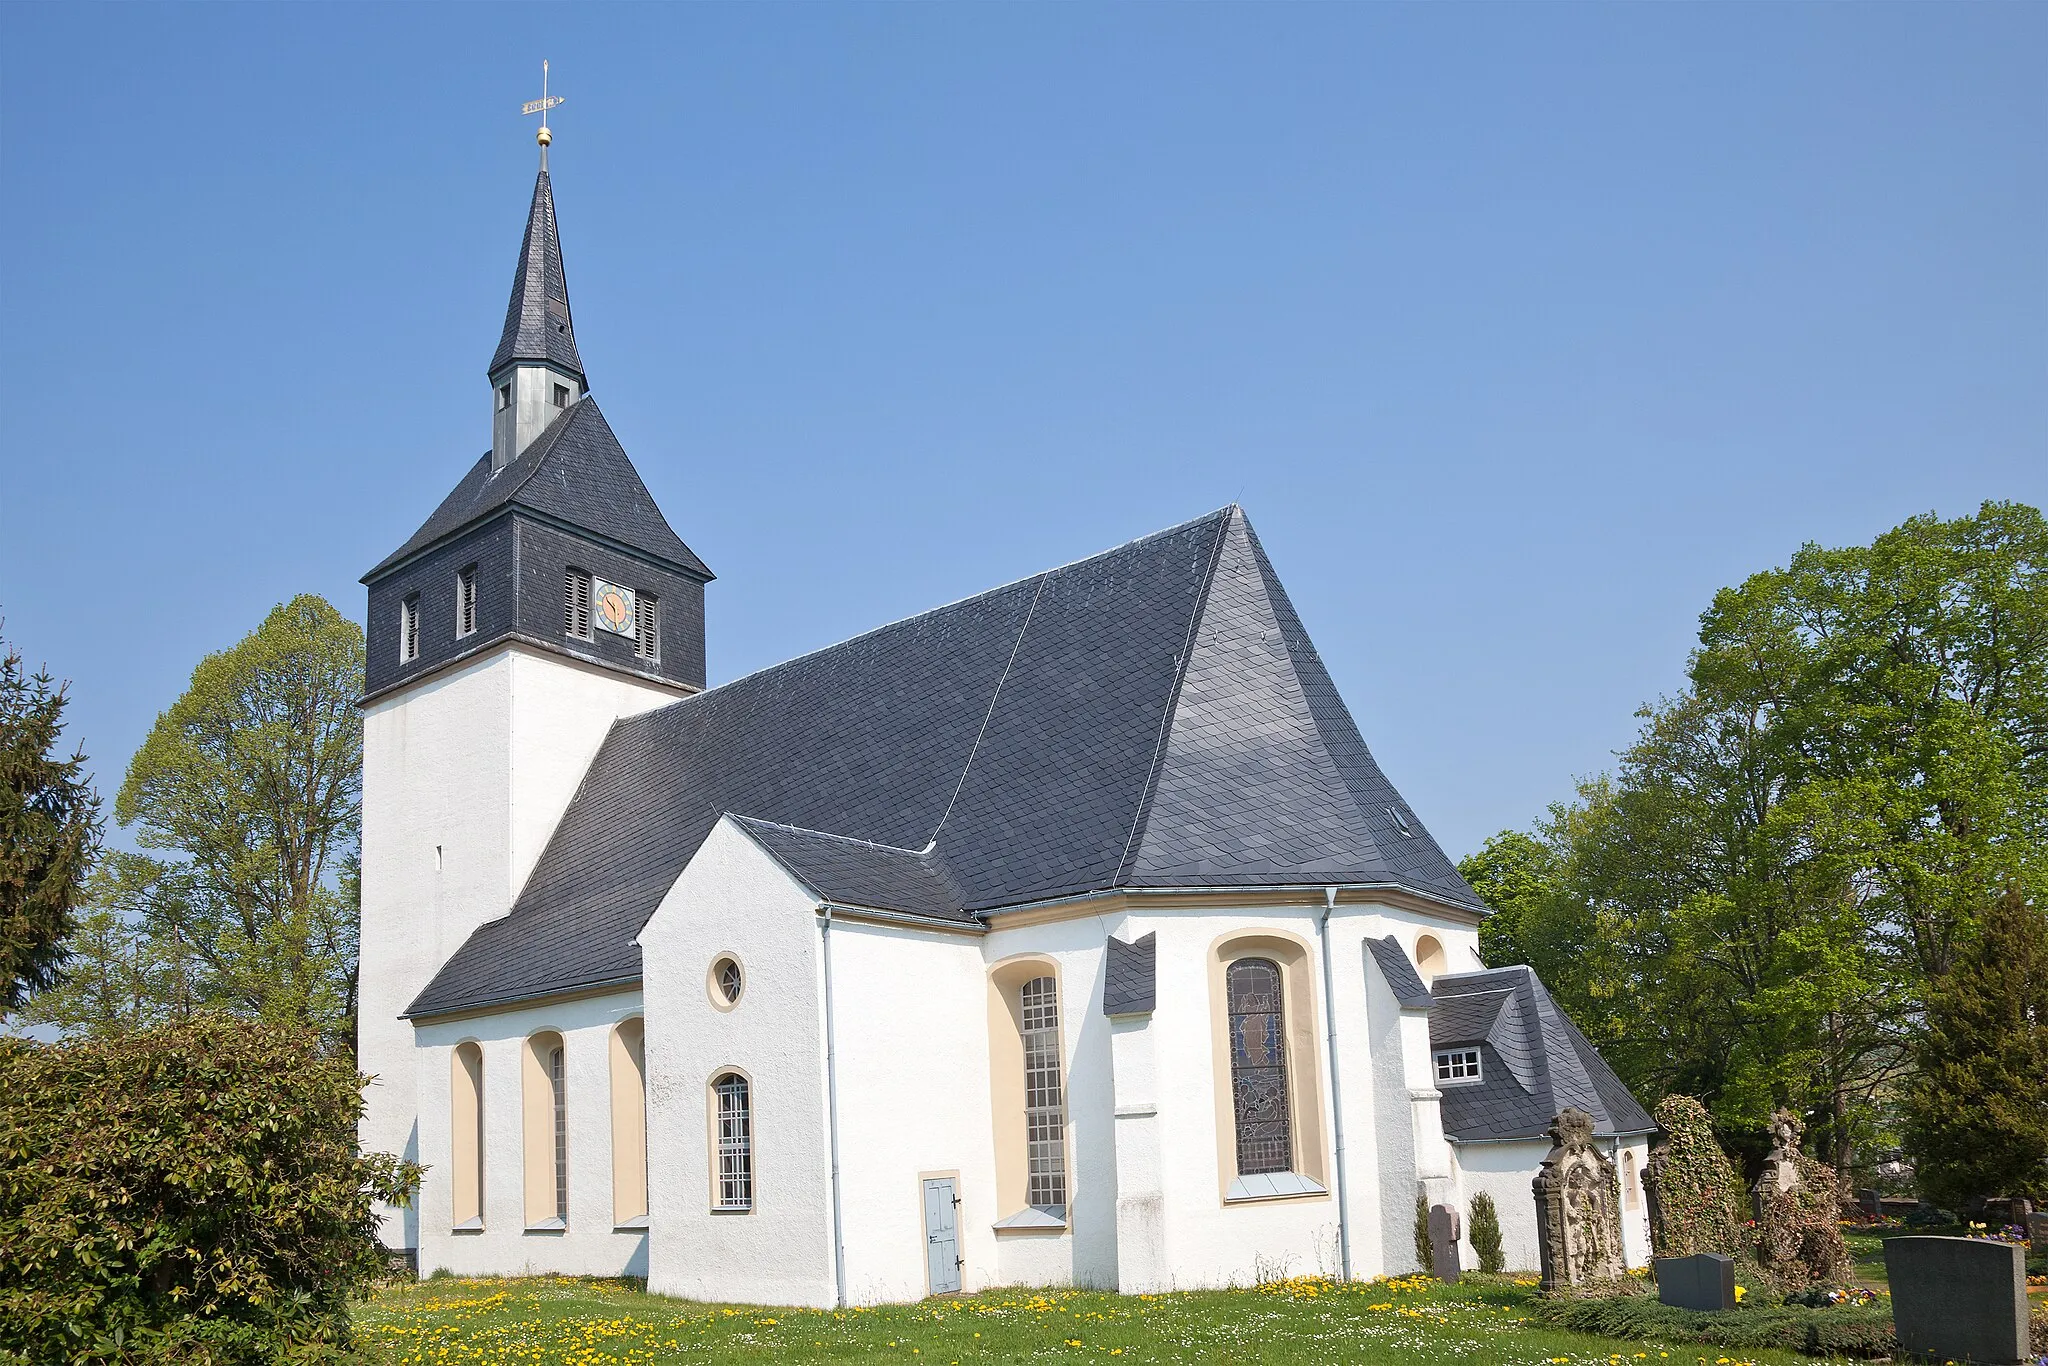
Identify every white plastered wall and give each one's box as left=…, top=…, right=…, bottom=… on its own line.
left=640, top=820, right=837, bottom=1308
left=358, top=644, right=678, bottom=1249
left=1447, top=1134, right=1654, bottom=1274
left=412, top=990, right=649, bottom=1277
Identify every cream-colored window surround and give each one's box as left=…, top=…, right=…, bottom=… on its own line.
left=450, top=1042, right=484, bottom=1231
left=1414, top=934, right=1447, bottom=984
left=987, top=956, right=1071, bottom=1230
left=1207, top=931, right=1331, bottom=1205
left=523, top=1032, right=568, bottom=1230
left=610, top=1019, right=648, bottom=1229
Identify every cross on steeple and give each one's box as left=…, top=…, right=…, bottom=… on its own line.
left=522, top=60, right=564, bottom=166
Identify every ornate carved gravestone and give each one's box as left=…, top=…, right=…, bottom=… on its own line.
left=1532, top=1107, right=1626, bottom=1291
left=1751, top=1108, right=1803, bottom=1217
left=1883, top=1236, right=2029, bottom=1365
left=1654, top=1251, right=1736, bottom=1311
left=1428, top=1204, right=1463, bottom=1283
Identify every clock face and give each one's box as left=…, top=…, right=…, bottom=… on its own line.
left=592, top=578, right=637, bottom=638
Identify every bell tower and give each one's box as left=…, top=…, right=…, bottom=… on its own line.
left=356, top=81, right=712, bottom=1255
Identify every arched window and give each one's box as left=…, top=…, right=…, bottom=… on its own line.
left=610, top=1019, right=648, bottom=1227
left=712, top=1072, right=752, bottom=1212
left=523, top=1031, right=568, bottom=1228
left=1414, top=935, right=1447, bottom=984
left=1020, top=977, right=1067, bottom=1213
left=451, top=1042, right=484, bottom=1230
left=1623, top=1148, right=1641, bottom=1210
left=1227, top=958, right=1291, bottom=1176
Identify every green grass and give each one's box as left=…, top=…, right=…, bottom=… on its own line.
left=353, top=1272, right=1877, bottom=1365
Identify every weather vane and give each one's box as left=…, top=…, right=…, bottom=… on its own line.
left=523, top=60, right=564, bottom=164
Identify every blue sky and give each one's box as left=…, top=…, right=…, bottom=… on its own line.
left=1, top=4, right=2041, bottom=862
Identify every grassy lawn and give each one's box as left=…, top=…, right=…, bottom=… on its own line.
left=354, top=1272, right=1872, bottom=1366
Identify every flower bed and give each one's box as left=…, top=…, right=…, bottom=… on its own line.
left=1530, top=1293, right=1897, bottom=1358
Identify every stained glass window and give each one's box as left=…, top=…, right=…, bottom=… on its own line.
left=1227, top=958, right=1291, bottom=1176
left=1020, top=976, right=1067, bottom=1211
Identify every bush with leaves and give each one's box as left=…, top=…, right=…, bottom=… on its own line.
left=1749, top=1151, right=1852, bottom=1295
left=1414, top=1193, right=1432, bottom=1273
left=1645, top=1095, right=1746, bottom=1258
left=1467, top=1191, right=1505, bottom=1273
left=0, top=1015, right=419, bottom=1364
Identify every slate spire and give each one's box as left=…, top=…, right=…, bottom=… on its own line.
left=490, top=167, right=586, bottom=382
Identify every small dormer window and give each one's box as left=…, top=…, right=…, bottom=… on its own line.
left=1434, top=1048, right=1482, bottom=1084
left=456, top=565, right=478, bottom=638
left=553, top=384, right=570, bottom=409
left=400, top=594, right=421, bottom=664
left=496, top=384, right=511, bottom=412
left=1386, top=806, right=1414, bottom=838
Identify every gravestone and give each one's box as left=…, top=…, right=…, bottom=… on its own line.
left=1856, top=1188, right=1881, bottom=1219
left=1654, top=1252, right=1735, bottom=1312
left=1750, top=1109, right=1803, bottom=1219
left=2029, top=1211, right=2048, bottom=1256
left=1428, top=1204, right=1463, bottom=1283
left=1883, top=1236, right=2028, bottom=1365
left=1532, top=1107, right=1626, bottom=1291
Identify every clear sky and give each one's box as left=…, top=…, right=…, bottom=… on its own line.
left=1, top=4, right=2041, bottom=862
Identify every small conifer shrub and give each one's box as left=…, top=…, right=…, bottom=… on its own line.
left=1468, top=1191, right=1506, bottom=1273
left=1415, top=1193, right=1433, bottom=1273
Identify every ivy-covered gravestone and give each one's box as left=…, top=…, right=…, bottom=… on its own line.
left=1643, top=1095, right=1744, bottom=1259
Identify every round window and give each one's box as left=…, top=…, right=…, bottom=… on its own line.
left=712, top=956, right=744, bottom=1006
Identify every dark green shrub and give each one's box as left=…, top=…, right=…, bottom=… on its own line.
left=1532, top=1293, right=1897, bottom=1358
left=1415, top=1194, right=1432, bottom=1273
left=1468, top=1192, right=1505, bottom=1273
left=1645, top=1095, right=1745, bottom=1258
left=0, top=1015, right=420, bottom=1364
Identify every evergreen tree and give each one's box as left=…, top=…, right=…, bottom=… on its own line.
left=1467, top=1192, right=1505, bottom=1274
left=1904, top=884, right=2048, bottom=1209
left=0, top=632, right=101, bottom=1014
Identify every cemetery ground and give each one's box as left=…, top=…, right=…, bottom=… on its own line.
left=353, top=1271, right=1873, bottom=1366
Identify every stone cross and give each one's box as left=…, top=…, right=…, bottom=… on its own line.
left=1532, top=1107, right=1626, bottom=1291
left=1428, top=1204, right=1463, bottom=1283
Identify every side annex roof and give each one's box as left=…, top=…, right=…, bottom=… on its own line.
left=404, top=506, right=1485, bottom=1019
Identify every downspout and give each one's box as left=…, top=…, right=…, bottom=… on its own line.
left=821, top=904, right=849, bottom=1308
left=1319, top=886, right=1354, bottom=1281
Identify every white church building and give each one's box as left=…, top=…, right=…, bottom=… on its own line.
left=358, top=134, right=1655, bottom=1307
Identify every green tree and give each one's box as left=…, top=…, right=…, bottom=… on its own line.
left=111, top=596, right=363, bottom=1049
left=1467, top=1192, right=1505, bottom=1274
left=1904, top=884, right=2048, bottom=1209
left=0, top=632, right=102, bottom=1015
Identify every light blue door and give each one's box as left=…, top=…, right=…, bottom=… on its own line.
left=922, top=1177, right=961, bottom=1294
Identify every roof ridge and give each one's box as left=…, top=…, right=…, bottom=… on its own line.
left=632, top=506, right=1238, bottom=722
left=1110, top=507, right=1234, bottom=887
left=727, top=814, right=934, bottom=859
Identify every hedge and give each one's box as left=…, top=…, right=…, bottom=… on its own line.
left=0, top=1015, right=419, bottom=1365
left=1531, top=1293, right=1898, bottom=1358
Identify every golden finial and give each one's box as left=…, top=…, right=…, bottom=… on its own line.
left=522, top=60, right=565, bottom=159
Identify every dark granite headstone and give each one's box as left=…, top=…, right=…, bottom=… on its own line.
left=2028, top=1211, right=2048, bottom=1256
left=1856, top=1188, right=1881, bottom=1219
left=1883, top=1236, right=2028, bottom=1365
left=1428, top=1204, right=1462, bottom=1283
left=1654, top=1252, right=1735, bottom=1312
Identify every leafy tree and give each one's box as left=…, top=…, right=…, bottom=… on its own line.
left=0, top=631, right=102, bottom=1015
left=1904, top=884, right=2048, bottom=1209
left=1465, top=503, right=2045, bottom=1177
left=18, top=855, right=200, bottom=1037
left=110, top=596, right=363, bottom=1049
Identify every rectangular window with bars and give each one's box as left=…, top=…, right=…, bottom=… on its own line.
left=550, top=1046, right=568, bottom=1222
left=635, top=593, right=660, bottom=662
left=1434, top=1047, right=1482, bottom=1084
left=456, top=565, right=478, bottom=638
left=564, top=568, right=592, bottom=640
left=400, top=595, right=420, bottom=664
left=713, top=1073, right=752, bottom=1211
left=1020, top=977, right=1067, bottom=1212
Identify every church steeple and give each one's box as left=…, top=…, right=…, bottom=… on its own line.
left=489, top=95, right=586, bottom=471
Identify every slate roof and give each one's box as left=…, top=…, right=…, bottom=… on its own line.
left=1365, top=936, right=1433, bottom=1009
left=491, top=168, right=585, bottom=380
left=1429, top=965, right=1655, bottom=1142
left=363, top=397, right=711, bottom=581
left=730, top=818, right=969, bottom=924
left=1101, top=933, right=1157, bottom=1015
left=405, top=506, right=1486, bottom=1018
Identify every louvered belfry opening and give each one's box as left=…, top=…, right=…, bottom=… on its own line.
left=457, top=565, right=478, bottom=638
left=635, top=592, right=660, bottom=662
left=564, top=568, right=592, bottom=639
left=1227, top=958, right=1292, bottom=1176
left=1020, top=976, right=1068, bottom=1211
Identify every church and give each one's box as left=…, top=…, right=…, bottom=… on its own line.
left=357, top=124, right=1656, bottom=1306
